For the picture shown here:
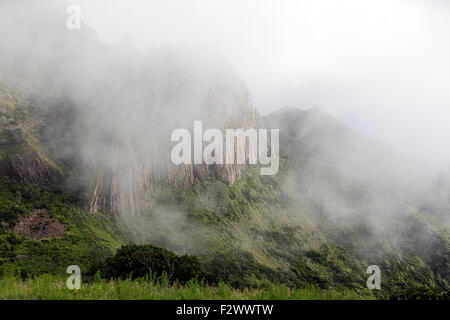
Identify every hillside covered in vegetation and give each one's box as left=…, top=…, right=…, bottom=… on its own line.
left=0, top=1, right=449, bottom=300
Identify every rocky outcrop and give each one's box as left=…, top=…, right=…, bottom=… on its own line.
left=81, top=43, right=265, bottom=216
left=14, top=209, right=66, bottom=240
left=2, top=153, right=61, bottom=185
left=88, top=76, right=264, bottom=215
left=0, top=3, right=264, bottom=216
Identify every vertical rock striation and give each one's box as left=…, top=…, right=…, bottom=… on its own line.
left=0, top=3, right=265, bottom=216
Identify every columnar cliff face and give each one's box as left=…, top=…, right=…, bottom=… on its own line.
left=87, top=48, right=264, bottom=215
left=0, top=2, right=264, bottom=216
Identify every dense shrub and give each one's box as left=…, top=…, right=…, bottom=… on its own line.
left=97, top=244, right=215, bottom=284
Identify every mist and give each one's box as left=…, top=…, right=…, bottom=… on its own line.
left=69, top=0, right=450, bottom=170
left=0, top=0, right=448, bottom=288
left=3, top=0, right=449, bottom=169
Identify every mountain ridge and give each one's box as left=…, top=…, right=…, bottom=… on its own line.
left=0, top=2, right=448, bottom=296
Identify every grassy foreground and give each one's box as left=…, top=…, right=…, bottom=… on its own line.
left=0, top=274, right=373, bottom=300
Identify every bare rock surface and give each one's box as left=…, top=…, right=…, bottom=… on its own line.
left=14, top=209, right=66, bottom=240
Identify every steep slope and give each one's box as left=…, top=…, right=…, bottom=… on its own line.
left=264, top=106, right=412, bottom=186
left=265, top=106, right=450, bottom=228
left=0, top=84, right=64, bottom=185
left=0, top=1, right=264, bottom=216
left=263, top=107, right=449, bottom=289
left=0, top=1, right=448, bottom=296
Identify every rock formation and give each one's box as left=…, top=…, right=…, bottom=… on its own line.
left=0, top=2, right=264, bottom=216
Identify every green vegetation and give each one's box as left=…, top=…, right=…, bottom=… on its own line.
left=113, top=163, right=449, bottom=294
left=0, top=272, right=372, bottom=300
left=1, top=159, right=449, bottom=299
left=0, top=177, right=122, bottom=278
left=1, top=87, right=449, bottom=299
left=96, top=244, right=215, bottom=284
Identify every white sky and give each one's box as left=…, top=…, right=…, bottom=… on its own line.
left=73, top=0, right=450, bottom=167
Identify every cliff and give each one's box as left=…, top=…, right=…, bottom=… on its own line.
left=0, top=4, right=264, bottom=216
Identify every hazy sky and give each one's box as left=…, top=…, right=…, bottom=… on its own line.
left=72, top=0, right=450, bottom=167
